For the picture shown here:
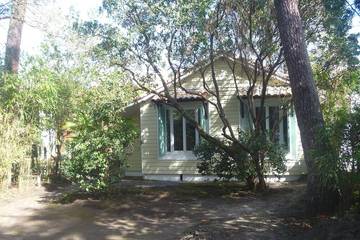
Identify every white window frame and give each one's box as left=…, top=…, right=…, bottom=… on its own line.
left=167, top=108, right=199, bottom=153
left=160, top=104, right=202, bottom=160
left=267, top=106, right=288, bottom=146
left=240, top=101, right=293, bottom=160
left=242, top=102, right=289, bottom=147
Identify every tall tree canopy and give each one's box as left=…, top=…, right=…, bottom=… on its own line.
left=76, top=0, right=359, bottom=193
left=78, top=0, right=294, bottom=190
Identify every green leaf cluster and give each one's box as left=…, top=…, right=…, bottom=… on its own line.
left=314, top=105, right=360, bottom=210
left=195, top=130, right=286, bottom=183
left=62, top=78, right=138, bottom=192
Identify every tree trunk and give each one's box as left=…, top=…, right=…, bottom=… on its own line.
left=54, top=130, right=64, bottom=176
left=274, top=0, right=337, bottom=214
left=4, top=0, right=27, bottom=74
left=252, top=153, right=267, bottom=191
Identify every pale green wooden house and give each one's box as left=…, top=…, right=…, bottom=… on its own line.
left=124, top=57, right=306, bottom=181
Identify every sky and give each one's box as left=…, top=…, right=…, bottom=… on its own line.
left=0, top=0, right=103, bottom=55
left=350, top=15, right=360, bottom=35
left=0, top=0, right=359, bottom=57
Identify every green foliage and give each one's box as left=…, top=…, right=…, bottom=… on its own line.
left=344, top=107, right=360, bottom=168
left=62, top=78, right=138, bottom=192
left=313, top=60, right=360, bottom=124
left=0, top=110, right=35, bottom=188
left=79, top=0, right=285, bottom=73
left=243, top=131, right=287, bottom=175
left=195, top=131, right=286, bottom=183
left=0, top=45, right=86, bottom=181
left=314, top=105, right=360, bottom=209
left=1, top=38, right=131, bottom=187
left=0, top=73, right=21, bottom=110
left=2, top=44, right=83, bottom=135
left=20, top=57, right=80, bottom=130
left=311, top=0, right=359, bottom=123
left=308, top=0, right=359, bottom=211
left=195, top=140, right=251, bottom=181
left=77, top=0, right=357, bottom=193
left=0, top=72, right=38, bottom=188
left=80, top=0, right=293, bottom=190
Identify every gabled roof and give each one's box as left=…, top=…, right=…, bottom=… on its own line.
left=129, top=55, right=291, bottom=107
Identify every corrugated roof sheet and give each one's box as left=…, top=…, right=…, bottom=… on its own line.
left=238, top=85, right=292, bottom=97
left=154, top=84, right=291, bottom=102
left=153, top=89, right=208, bottom=102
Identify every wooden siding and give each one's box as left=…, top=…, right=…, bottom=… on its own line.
left=125, top=108, right=142, bottom=173
left=140, top=102, right=201, bottom=174
left=140, top=58, right=305, bottom=175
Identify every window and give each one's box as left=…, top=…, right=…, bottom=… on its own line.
left=279, top=107, right=289, bottom=149
left=242, top=104, right=289, bottom=149
left=185, top=110, right=196, bottom=151
left=158, top=104, right=208, bottom=156
left=269, top=106, right=280, bottom=143
left=268, top=106, right=288, bottom=148
left=166, top=110, right=171, bottom=152
left=255, top=106, right=266, bottom=130
left=282, top=111, right=288, bottom=147
left=173, top=110, right=184, bottom=151
left=166, top=109, right=198, bottom=152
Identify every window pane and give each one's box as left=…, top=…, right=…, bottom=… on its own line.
left=240, top=101, right=245, bottom=118
left=255, top=107, right=266, bottom=130
left=283, top=112, right=288, bottom=148
left=185, top=110, right=196, bottom=151
left=173, top=111, right=183, bottom=151
left=197, top=108, right=203, bottom=143
left=269, top=106, right=280, bottom=143
left=166, top=110, right=171, bottom=152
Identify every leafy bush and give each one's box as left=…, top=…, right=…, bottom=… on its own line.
left=195, top=140, right=251, bottom=181
left=0, top=111, right=35, bottom=188
left=194, top=131, right=286, bottom=186
left=62, top=79, right=138, bottom=192
left=343, top=106, right=360, bottom=172
left=243, top=131, right=287, bottom=176
left=317, top=106, right=360, bottom=183
left=0, top=74, right=38, bottom=189
left=315, top=105, right=360, bottom=211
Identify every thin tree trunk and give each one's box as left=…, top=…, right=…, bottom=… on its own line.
left=274, top=0, right=336, bottom=213
left=4, top=0, right=27, bottom=74
left=252, top=153, right=267, bottom=191
left=54, top=131, right=63, bottom=176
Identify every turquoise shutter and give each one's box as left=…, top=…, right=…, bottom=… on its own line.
left=157, top=104, right=167, bottom=156
left=198, top=104, right=209, bottom=144
left=240, top=100, right=251, bottom=131
left=288, top=107, right=297, bottom=159
left=198, top=104, right=209, bottom=133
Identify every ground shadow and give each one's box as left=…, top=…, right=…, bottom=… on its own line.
left=0, top=181, right=309, bottom=240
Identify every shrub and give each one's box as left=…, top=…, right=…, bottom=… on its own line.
left=62, top=79, right=138, bottom=192
left=315, top=105, right=360, bottom=211
left=195, top=140, right=251, bottom=181
left=0, top=111, right=35, bottom=188
left=63, top=118, right=137, bottom=192
left=194, top=131, right=286, bottom=186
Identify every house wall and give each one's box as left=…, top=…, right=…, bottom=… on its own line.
left=140, top=101, right=200, bottom=174
left=125, top=108, right=142, bottom=176
left=181, top=60, right=242, bottom=139
left=139, top=58, right=305, bottom=178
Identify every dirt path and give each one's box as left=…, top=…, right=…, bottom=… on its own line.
left=0, top=182, right=306, bottom=240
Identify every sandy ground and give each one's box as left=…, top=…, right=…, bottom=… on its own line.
left=0, top=182, right=307, bottom=240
